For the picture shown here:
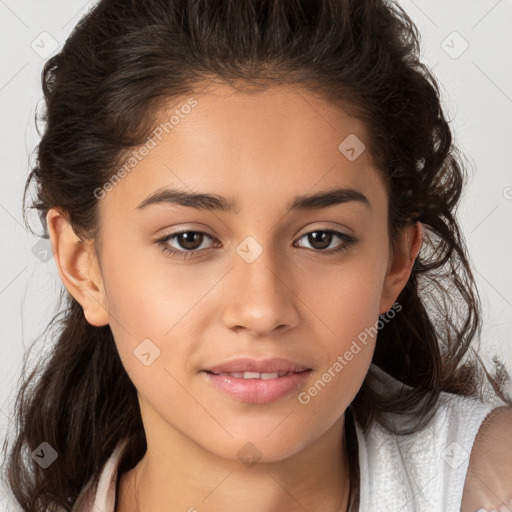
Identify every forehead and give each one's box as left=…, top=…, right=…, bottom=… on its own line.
left=98, top=82, right=387, bottom=217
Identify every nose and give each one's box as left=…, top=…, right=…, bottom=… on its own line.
left=221, top=244, right=301, bottom=337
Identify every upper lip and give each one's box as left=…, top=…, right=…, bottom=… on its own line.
left=203, top=357, right=311, bottom=374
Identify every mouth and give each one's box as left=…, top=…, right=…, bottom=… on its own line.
left=203, top=356, right=311, bottom=375
left=204, top=370, right=307, bottom=379
left=200, top=368, right=312, bottom=404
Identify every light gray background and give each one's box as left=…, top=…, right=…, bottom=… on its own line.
left=1, top=0, right=511, bottom=508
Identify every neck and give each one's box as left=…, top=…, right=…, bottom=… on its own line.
left=116, top=414, right=352, bottom=512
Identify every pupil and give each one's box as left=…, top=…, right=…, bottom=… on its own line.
left=179, top=232, right=202, bottom=250
left=310, top=231, right=331, bottom=249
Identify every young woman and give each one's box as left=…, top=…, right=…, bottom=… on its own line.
left=2, top=1, right=511, bottom=511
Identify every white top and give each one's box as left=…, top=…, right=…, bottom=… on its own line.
left=71, top=363, right=499, bottom=512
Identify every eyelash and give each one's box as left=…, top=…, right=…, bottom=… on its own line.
left=156, top=229, right=356, bottom=260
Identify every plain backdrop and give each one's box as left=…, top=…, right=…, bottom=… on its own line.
left=1, top=0, right=511, bottom=509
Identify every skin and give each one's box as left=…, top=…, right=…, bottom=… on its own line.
left=46, top=82, right=423, bottom=512
left=461, top=405, right=512, bottom=511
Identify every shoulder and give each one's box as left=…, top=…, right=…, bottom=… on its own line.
left=354, top=371, right=510, bottom=512
left=461, top=405, right=512, bottom=512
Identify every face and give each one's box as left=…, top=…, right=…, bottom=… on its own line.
left=48, top=82, right=421, bottom=464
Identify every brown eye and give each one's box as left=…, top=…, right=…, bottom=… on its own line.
left=175, top=232, right=206, bottom=250
left=295, top=230, right=355, bottom=253
left=306, top=231, right=333, bottom=250
left=156, top=230, right=217, bottom=259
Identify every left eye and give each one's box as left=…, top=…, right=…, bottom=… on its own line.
left=295, top=230, right=355, bottom=252
left=156, top=229, right=355, bottom=260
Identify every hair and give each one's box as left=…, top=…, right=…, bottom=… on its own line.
left=2, top=0, right=511, bottom=510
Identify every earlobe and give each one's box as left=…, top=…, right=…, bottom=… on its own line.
left=379, top=222, right=423, bottom=314
left=46, top=208, right=110, bottom=327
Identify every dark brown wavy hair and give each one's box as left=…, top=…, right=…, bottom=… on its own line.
left=2, top=0, right=511, bottom=511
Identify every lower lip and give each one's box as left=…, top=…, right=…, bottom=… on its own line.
left=201, top=370, right=312, bottom=404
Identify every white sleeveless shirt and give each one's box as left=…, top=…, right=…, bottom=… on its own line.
left=355, top=364, right=499, bottom=511
left=72, top=363, right=500, bottom=512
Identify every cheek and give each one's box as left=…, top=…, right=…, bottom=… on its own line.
left=100, top=245, right=215, bottom=374
left=297, top=247, right=387, bottom=403
left=101, top=238, right=206, bottom=331
left=296, top=268, right=383, bottom=426
left=331, top=274, right=384, bottom=339
left=302, top=254, right=387, bottom=340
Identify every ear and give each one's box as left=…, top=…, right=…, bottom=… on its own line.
left=46, top=208, right=109, bottom=327
left=379, top=221, right=423, bottom=314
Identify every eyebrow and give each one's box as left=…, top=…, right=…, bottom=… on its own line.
left=136, top=186, right=371, bottom=213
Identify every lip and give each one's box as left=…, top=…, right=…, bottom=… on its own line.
left=201, top=369, right=312, bottom=404
left=201, top=357, right=312, bottom=404
left=204, top=357, right=311, bottom=374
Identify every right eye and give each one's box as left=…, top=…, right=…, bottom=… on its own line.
left=156, top=230, right=218, bottom=259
